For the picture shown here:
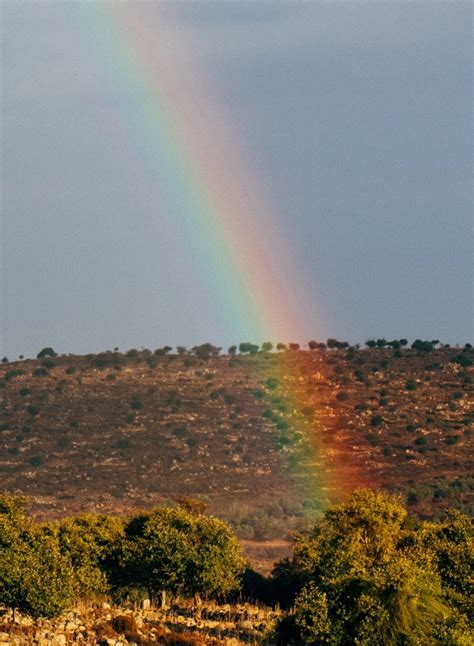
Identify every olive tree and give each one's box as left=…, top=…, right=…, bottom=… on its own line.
left=115, top=506, right=245, bottom=601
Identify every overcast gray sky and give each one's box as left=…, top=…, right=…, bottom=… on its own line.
left=1, top=1, right=472, bottom=357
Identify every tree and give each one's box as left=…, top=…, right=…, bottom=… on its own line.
left=366, top=339, right=377, bottom=348
left=191, top=343, right=215, bottom=360
left=176, top=346, right=187, bottom=356
left=276, top=343, right=287, bottom=352
left=274, top=490, right=468, bottom=644
left=308, top=341, right=327, bottom=351
left=36, top=347, right=57, bottom=359
left=0, top=494, right=74, bottom=618
left=228, top=345, right=237, bottom=356
left=115, top=507, right=244, bottom=600
left=55, top=514, right=124, bottom=599
left=261, top=341, right=274, bottom=353
left=412, top=339, right=436, bottom=353
left=288, top=343, right=300, bottom=351
left=154, top=346, right=172, bottom=356
left=327, top=338, right=349, bottom=349
left=1, top=357, right=8, bottom=363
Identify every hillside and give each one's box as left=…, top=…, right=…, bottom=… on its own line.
left=0, top=344, right=472, bottom=565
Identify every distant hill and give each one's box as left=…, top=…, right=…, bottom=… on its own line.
left=0, top=344, right=472, bottom=568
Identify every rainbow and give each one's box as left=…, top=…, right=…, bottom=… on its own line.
left=77, top=2, right=354, bottom=508
left=77, top=1, right=324, bottom=346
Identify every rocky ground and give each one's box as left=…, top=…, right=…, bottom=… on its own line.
left=0, top=601, right=279, bottom=645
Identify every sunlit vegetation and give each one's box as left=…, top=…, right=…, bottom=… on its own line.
left=0, top=490, right=472, bottom=645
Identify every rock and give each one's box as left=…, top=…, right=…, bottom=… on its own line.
left=0, top=632, right=10, bottom=643
left=102, top=602, right=111, bottom=610
left=238, top=620, right=255, bottom=630
left=141, top=599, right=150, bottom=610
left=52, top=636, right=66, bottom=646
left=19, top=616, right=33, bottom=626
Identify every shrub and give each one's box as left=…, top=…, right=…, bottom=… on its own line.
left=444, top=435, right=459, bottom=446
left=371, top=414, right=383, bottom=427
left=414, top=436, right=427, bottom=446
left=4, top=369, right=25, bottom=381
left=355, top=403, right=369, bottom=412
left=29, top=454, right=45, bottom=467
left=56, top=437, right=70, bottom=450
left=33, top=367, right=48, bottom=377
left=266, top=378, right=279, bottom=390
left=130, top=395, right=143, bottom=410
left=26, top=405, right=39, bottom=417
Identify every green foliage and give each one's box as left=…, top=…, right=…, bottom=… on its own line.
left=266, top=377, right=279, bottom=390
left=275, top=489, right=473, bottom=644
left=37, top=347, right=57, bottom=359
left=191, top=343, right=221, bottom=360
left=238, top=342, right=259, bottom=355
left=327, top=338, right=349, bottom=349
left=29, top=454, right=45, bottom=467
left=411, top=339, right=437, bottom=353
left=0, top=494, right=74, bottom=618
left=4, top=369, right=26, bottom=381
left=55, top=514, right=124, bottom=599
left=114, top=506, right=245, bottom=599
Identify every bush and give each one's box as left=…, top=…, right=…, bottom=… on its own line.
left=266, top=378, right=279, bottom=390
left=33, top=367, right=48, bottom=377
left=29, top=454, right=45, bottom=467
left=444, top=435, right=460, bottom=446
left=130, top=395, right=143, bottom=410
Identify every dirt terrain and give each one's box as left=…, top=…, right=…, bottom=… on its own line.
left=0, top=345, right=472, bottom=566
